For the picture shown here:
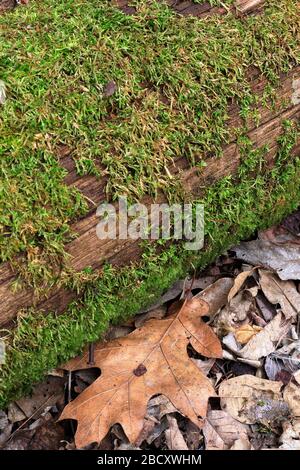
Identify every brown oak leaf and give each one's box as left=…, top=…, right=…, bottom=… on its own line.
left=59, top=297, right=222, bottom=448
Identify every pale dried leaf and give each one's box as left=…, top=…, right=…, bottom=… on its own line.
left=279, top=420, right=300, bottom=450
left=222, top=332, right=241, bottom=354
left=215, top=291, right=252, bottom=334
left=265, top=341, right=300, bottom=380
left=0, top=410, right=8, bottom=431
left=203, top=410, right=249, bottom=450
left=283, top=380, right=300, bottom=417
left=219, top=375, right=283, bottom=424
left=191, top=358, right=215, bottom=376
left=233, top=237, right=300, bottom=281
left=16, top=376, right=65, bottom=418
left=230, top=437, right=252, bottom=450
left=197, top=278, right=234, bottom=316
left=147, top=395, right=177, bottom=420
left=0, top=423, right=13, bottom=448
left=165, top=415, right=188, bottom=450
left=136, top=417, right=163, bottom=446
left=259, top=270, right=300, bottom=319
left=235, top=0, right=264, bottom=13
left=7, top=403, right=26, bottom=424
left=238, top=312, right=291, bottom=360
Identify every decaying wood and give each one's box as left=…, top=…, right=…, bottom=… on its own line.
left=0, top=65, right=300, bottom=328
left=113, top=0, right=264, bottom=17
left=0, top=2, right=299, bottom=331
left=235, top=0, right=264, bottom=13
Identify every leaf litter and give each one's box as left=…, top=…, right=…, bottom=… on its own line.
left=1, top=210, right=300, bottom=450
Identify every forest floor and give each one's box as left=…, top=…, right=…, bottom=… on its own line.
left=1, top=210, right=300, bottom=450
left=1, top=0, right=300, bottom=452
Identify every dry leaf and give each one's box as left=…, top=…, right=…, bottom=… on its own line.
left=230, top=437, right=252, bottom=450
left=238, top=312, right=291, bottom=360
left=135, top=307, right=166, bottom=328
left=215, top=291, right=253, bottom=334
left=233, top=234, right=300, bottom=281
left=203, top=410, right=249, bottom=450
left=60, top=297, right=222, bottom=448
left=191, top=358, right=215, bottom=375
left=147, top=395, right=177, bottom=420
left=279, top=420, right=300, bottom=450
left=7, top=403, right=26, bottom=424
left=197, top=277, right=234, bottom=316
left=135, top=395, right=177, bottom=446
left=228, top=268, right=257, bottom=302
left=16, top=376, right=66, bottom=419
left=265, top=341, right=300, bottom=380
left=219, top=375, right=283, bottom=424
left=235, top=0, right=264, bottom=14
left=255, top=291, right=276, bottom=322
left=222, top=332, right=241, bottom=355
left=234, top=324, right=262, bottom=345
left=283, top=371, right=300, bottom=417
left=138, top=277, right=216, bottom=314
left=283, top=382, right=300, bottom=417
left=165, top=415, right=188, bottom=450
left=259, top=270, right=300, bottom=319
left=135, top=418, right=160, bottom=447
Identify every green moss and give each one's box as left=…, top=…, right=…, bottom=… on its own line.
left=0, top=0, right=300, bottom=405
left=1, top=121, right=299, bottom=407
left=0, top=0, right=299, bottom=288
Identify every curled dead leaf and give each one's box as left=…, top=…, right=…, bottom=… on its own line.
left=228, top=268, right=257, bottom=302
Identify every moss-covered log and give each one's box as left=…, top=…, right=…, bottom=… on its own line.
left=0, top=0, right=300, bottom=405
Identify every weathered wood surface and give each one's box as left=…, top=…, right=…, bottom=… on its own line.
left=113, top=0, right=264, bottom=17
left=0, top=0, right=298, bottom=329
left=1, top=63, right=299, bottom=328
left=0, top=0, right=15, bottom=12
left=0, top=0, right=265, bottom=15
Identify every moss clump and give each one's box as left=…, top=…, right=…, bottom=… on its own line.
left=1, top=121, right=299, bottom=407
left=0, top=0, right=300, bottom=287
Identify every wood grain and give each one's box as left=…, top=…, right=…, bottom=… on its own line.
left=0, top=1, right=298, bottom=329
left=1, top=67, right=300, bottom=328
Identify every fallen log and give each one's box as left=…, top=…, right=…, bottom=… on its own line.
left=0, top=0, right=299, bottom=405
